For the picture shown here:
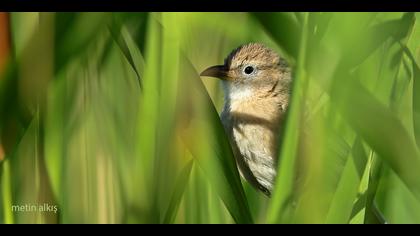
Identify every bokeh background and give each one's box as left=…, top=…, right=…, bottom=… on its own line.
left=0, top=12, right=420, bottom=224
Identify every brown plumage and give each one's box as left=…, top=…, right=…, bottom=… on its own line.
left=201, top=43, right=292, bottom=196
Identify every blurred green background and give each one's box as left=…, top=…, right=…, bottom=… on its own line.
left=0, top=12, right=420, bottom=224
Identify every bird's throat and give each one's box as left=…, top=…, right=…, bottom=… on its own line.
left=222, top=82, right=255, bottom=106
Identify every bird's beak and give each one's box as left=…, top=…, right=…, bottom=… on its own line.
left=200, top=65, right=231, bottom=80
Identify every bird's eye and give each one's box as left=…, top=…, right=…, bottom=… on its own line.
left=244, top=66, right=254, bottom=75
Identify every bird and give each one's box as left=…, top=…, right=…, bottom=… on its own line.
left=200, top=43, right=292, bottom=196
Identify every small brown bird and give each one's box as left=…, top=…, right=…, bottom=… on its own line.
left=201, top=43, right=291, bottom=196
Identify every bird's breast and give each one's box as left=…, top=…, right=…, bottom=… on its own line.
left=221, top=98, right=285, bottom=193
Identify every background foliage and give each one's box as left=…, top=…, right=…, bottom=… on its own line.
left=0, top=12, right=419, bottom=224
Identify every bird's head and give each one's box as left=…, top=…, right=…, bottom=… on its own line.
left=200, top=43, right=290, bottom=101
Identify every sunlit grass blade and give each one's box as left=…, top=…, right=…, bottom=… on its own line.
left=356, top=157, right=387, bottom=224
left=349, top=165, right=371, bottom=223
left=363, top=155, right=385, bottom=224
left=266, top=12, right=309, bottom=224
left=136, top=14, right=163, bottom=221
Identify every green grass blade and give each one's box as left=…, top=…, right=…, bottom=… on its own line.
left=325, top=138, right=368, bottom=224
left=401, top=46, right=420, bottom=149
left=1, top=160, right=14, bottom=224
left=163, top=160, right=194, bottom=223
left=134, top=14, right=164, bottom=223
left=55, top=13, right=110, bottom=72
left=331, top=75, right=420, bottom=200
left=363, top=155, right=384, bottom=224
left=108, top=14, right=147, bottom=90
left=411, top=56, right=420, bottom=149
left=342, top=13, right=415, bottom=68
left=252, top=12, right=301, bottom=59
left=266, top=12, right=309, bottom=224
left=44, top=79, right=65, bottom=202
left=177, top=57, right=253, bottom=224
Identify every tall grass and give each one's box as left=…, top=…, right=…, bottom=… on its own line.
left=0, top=12, right=419, bottom=224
